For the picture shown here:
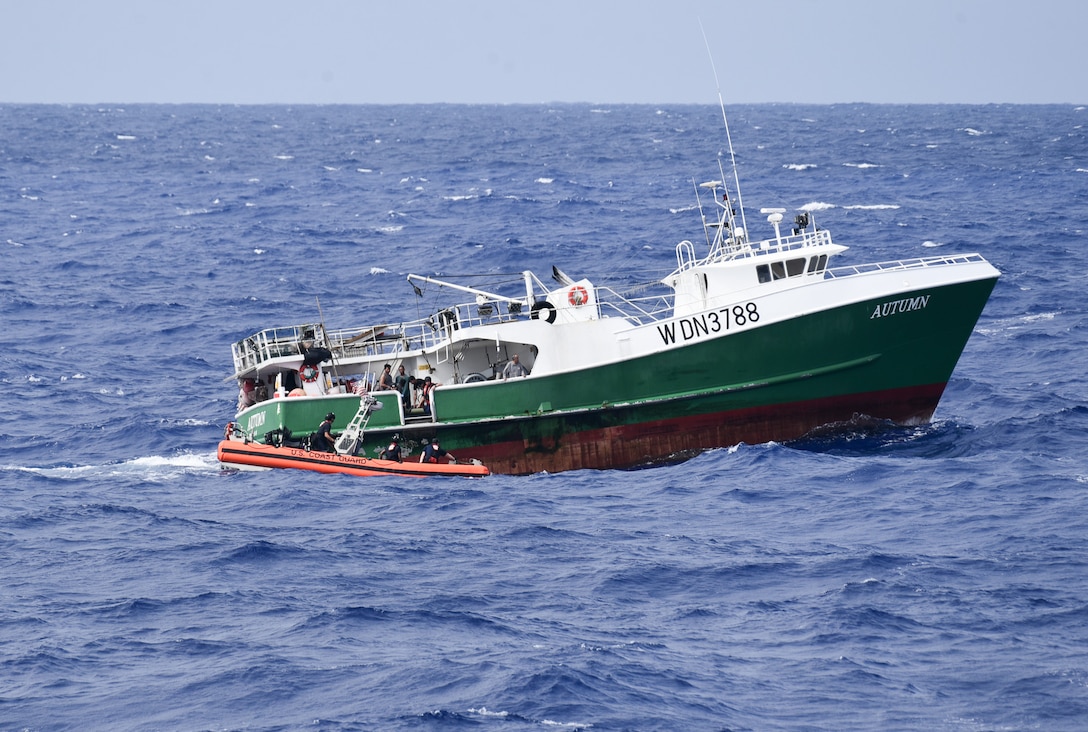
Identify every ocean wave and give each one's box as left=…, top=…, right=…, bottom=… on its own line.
left=3, top=451, right=221, bottom=480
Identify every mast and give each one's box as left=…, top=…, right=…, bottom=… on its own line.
left=700, top=21, right=749, bottom=242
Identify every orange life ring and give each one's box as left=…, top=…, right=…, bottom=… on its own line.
left=299, top=363, right=320, bottom=382
left=568, top=285, right=588, bottom=306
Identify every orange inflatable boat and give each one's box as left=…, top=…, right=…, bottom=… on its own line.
left=217, top=440, right=490, bottom=478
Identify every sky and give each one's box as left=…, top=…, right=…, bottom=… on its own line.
left=2, top=0, right=1085, bottom=105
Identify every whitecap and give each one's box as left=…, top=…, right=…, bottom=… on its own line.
left=1021, top=312, right=1057, bottom=323
left=922, top=241, right=942, bottom=248
left=536, top=177, right=555, bottom=184
left=253, top=248, right=265, bottom=254
left=784, top=163, right=817, bottom=171
left=468, top=707, right=509, bottom=718
left=115, top=134, right=136, bottom=141
left=800, top=201, right=835, bottom=211
left=4, top=451, right=221, bottom=480
left=540, top=719, right=591, bottom=728
left=128, top=454, right=212, bottom=469
left=370, top=267, right=389, bottom=275
left=963, top=128, right=986, bottom=136
left=356, top=167, right=373, bottom=173
left=162, top=418, right=211, bottom=427
left=7, top=239, right=24, bottom=246
left=669, top=204, right=699, bottom=214
left=842, top=204, right=900, bottom=210
left=273, top=154, right=294, bottom=160
left=843, top=162, right=881, bottom=169
left=377, top=225, right=403, bottom=233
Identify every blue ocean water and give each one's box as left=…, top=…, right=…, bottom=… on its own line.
left=2, top=103, right=1087, bottom=731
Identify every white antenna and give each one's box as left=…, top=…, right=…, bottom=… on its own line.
left=699, top=19, right=748, bottom=241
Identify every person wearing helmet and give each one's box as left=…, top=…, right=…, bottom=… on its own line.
left=313, top=412, right=337, bottom=452
left=379, top=435, right=402, bottom=462
left=420, top=437, right=455, bottom=464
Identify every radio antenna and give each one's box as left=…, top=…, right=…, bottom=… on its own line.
left=699, top=19, right=748, bottom=241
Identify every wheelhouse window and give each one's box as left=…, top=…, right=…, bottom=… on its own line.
left=757, top=257, right=809, bottom=284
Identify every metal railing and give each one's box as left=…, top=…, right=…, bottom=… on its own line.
left=824, top=253, right=989, bottom=279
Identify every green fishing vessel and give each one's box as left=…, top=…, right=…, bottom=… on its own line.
left=222, top=168, right=998, bottom=475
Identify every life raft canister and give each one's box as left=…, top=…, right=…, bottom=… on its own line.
left=299, top=363, right=320, bottom=382
left=568, top=285, right=589, bottom=306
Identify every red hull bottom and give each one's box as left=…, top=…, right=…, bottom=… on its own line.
left=217, top=440, right=490, bottom=478
left=453, top=383, right=948, bottom=475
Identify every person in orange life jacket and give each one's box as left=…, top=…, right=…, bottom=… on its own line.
left=420, top=437, right=455, bottom=464
left=379, top=436, right=402, bottom=462
left=419, top=376, right=438, bottom=415
left=313, top=412, right=336, bottom=452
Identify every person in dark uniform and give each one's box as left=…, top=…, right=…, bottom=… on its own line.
left=420, top=437, right=455, bottom=464
left=379, top=437, right=402, bottom=462
left=313, top=412, right=336, bottom=452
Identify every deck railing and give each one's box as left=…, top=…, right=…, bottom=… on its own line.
left=232, top=251, right=991, bottom=375
left=824, top=253, right=989, bottom=279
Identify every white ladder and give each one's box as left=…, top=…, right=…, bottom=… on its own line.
left=335, top=395, right=384, bottom=455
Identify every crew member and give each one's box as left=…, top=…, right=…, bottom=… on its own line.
left=313, top=412, right=336, bottom=452
left=502, top=354, right=529, bottom=379
left=420, top=437, right=455, bottom=464
left=379, top=437, right=402, bottom=462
